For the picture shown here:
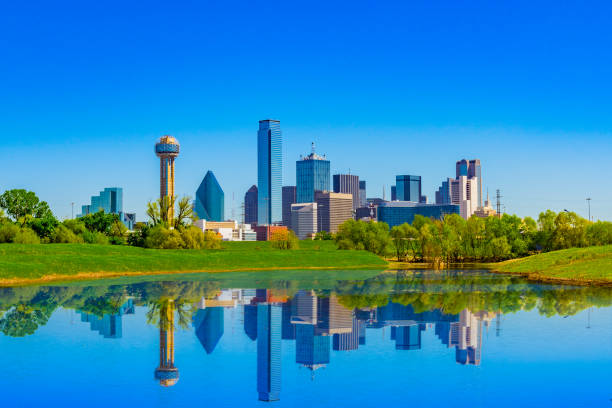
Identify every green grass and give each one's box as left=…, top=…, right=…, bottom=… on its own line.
left=0, top=240, right=387, bottom=283
left=494, top=245, right=612, bottom=283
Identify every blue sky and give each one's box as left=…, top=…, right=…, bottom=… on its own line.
left=2, top=0, right=611, bottom=221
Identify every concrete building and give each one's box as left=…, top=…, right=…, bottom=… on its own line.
left=452, top=176, right=479, bottom=219
left=377, top=201, right=460, bottom=227
left=291, top=290, right=318, bottom=325
left=195, top=170, right=224, bottom=222
left=282, top=186, right=296, bottom=227
left=333, top=316, right=361, bottom=351
left=314, top=191, right=353, bottom=233
left=333, top=174, right=360, bottom=211
left=355, top=205, right=377, bottom=221
left=244, top=185, right=258, bottom=224
left=155, top=135, right=180, bottom=221
left=316, top=295, right=353, bottom=335
left=290, top=202, right=317, bottom=240
left=258, top=120, right=283, bottom=225
left=456, top=159, right=482, bottom=207
left=253, top=225, right=288, bottom=241
left=473, top=191, right=497, bottom=218
left=296, top=143, right=330, bottom=203
left=194, top=220, right=256, bottom=241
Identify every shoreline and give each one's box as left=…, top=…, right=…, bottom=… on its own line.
left=0, top=264, right=386, bottom=288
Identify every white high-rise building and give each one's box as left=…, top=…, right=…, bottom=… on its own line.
left=451, top=176, right=479, bottom=219
left=290, top=202, right=318, bottom=239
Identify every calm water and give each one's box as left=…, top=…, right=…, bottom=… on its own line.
left=0, top=270, right=611, bottom=407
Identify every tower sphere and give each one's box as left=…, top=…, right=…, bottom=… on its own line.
left=155, top=135, right=180, bottom=158
left=155, top=367, right=179, bottom=387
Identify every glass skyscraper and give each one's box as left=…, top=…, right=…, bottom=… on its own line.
left=257, top=120, right=283, bottom=225
left=296, top=144, right=330, bottom=203
left=395, top=175, right=422, bottom=202
left=377, top=202, right=460, bottom=227
left=244, top=185, right=258, bottom=224
left=78, top=187, right=135, bottom=229
left=195, top=170, right=224, bottom=222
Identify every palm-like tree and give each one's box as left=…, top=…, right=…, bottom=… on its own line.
left=146, top=196, right=194, bottom=228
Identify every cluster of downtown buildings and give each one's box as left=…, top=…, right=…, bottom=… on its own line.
left=76, top=120, right=497, bottom=238
left=77, top=288, right=498, bottom=400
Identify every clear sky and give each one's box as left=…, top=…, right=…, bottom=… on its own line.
left=2, top=0, right=611, bottom=221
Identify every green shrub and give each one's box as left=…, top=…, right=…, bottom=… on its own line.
left=63, top=219, right=87, bottom=235
left=180, top=226, right=207, bottom=249
left=82, top=231, right=109, bottom=245
left=0, top=223, right=20, bottom=243
left=13, top=228, right=40, bottom=244
left=144, top=225, right=185, bottom=249
left=202, top=230, right=222, bottom=249
left=51, top=225, right=84, bottom=244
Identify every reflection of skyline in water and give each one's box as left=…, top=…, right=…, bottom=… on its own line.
left=180, top=288, right=499, bottom=401
left=0, top=272, right=610, bottom=407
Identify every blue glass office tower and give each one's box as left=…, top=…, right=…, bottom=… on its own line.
left=395, top=175, right=421, bottom=202
left=195, top=170, right=225, bottom=221
left=79, top=187, right=134, bottom=228
left=296, top=144, right=330, bottom=203
left=377, top=202, right=460, bottom=227
left=257, top=303, right=282, bottom=401
left=257, top=120, right=283, bottom=225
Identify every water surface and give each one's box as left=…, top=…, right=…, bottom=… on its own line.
left=0, top=270, right=610, bottom=407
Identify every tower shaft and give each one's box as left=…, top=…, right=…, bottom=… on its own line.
left=160, top=157, right=176, bottom=221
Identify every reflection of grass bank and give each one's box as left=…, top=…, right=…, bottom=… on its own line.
left=493, top=245, right=612, bottom=285
left=0, top=241, right=387, bottom=286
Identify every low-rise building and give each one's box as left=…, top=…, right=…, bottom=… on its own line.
left=194, top=220, right=256, bottom=241
left=377, top=201, right=460, bottom=227
left=291, top=202, right=317, bottom=239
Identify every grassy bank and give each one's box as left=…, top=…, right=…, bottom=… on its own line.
left=0, top=240, right=387, bottom=286
left=493, top=245, right=612, bottom=285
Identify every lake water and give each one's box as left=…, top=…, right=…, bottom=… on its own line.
left=0, top=270, right=610, bottom=407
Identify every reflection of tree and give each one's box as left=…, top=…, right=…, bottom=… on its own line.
left=0, top=303, right=55, bottom=337
left=146, top=298, right=193, bottom=330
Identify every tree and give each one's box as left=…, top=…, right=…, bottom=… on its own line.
left=270, top=229, right=299, bottom=250
left=0, top=189, right=54, bottom=226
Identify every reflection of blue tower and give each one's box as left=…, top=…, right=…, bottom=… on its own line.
left=244, top=304, right=258, bottom=341
left=296, top=324, right=330, bottom=370
left=395, top=324, right=424, bottom=350
left=193, top=307, right=224, bottom=354
left=257, top=304, right=282, bottom=402
left=358, top=319, right=366, bottom=345
left=281, top=301, right=296, bottom=340
left=78, top=299, right=134, bottom=339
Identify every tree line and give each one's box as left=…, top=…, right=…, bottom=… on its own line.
left=335, top=211, right=612, bottom=264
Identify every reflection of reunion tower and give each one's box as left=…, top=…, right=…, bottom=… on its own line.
left=155, top=136, right=180, bottom=220
left=154, top=300, right=179, bottom=387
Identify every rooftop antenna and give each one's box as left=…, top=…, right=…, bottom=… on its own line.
left=496, top=189, right=503, bottom=218
left=311, top=141, right=316, bottom=155
left=231, top=192, right=235, bottom=221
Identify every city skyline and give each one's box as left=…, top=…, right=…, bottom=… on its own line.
left=3, top=2, right=612, bottom=222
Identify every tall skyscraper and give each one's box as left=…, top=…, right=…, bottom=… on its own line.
left=257, top=120, right=283, bottom=225
left=195, top=170, right=224, bottom=222
left=391, top=185, right=397, bottom=201
left=315, top=191, right=353, bottom=233
left=244, top=185, right=258, bottom=224
left=155, top=135, right=180, bottom=221
left=333, top=174, right=360, bottom=211
left=282, top=186, right=296, bottom=227
left=257, top=303, right=282, bottom=401
left=295, top=324, right=330, bottom=371
left=455, top=159, right=482, bottom=207
left=395, top=175, right=421, bottom=202
left=296, top=143, right=330, bottom=203
left=333, top=316, right=360, bottom=351
left=316, top=295, right=353, bottom=335
left=359, top=180, right=367, bottom=208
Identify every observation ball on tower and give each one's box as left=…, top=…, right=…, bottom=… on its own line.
left=155, top=135, right=180, bottom=158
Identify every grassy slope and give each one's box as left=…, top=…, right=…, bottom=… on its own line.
left=494, top=245, right=612, bottom=283
left=0, top=240, right=387, bottom=283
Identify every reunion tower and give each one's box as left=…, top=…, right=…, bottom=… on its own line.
left=155, top=135, right=180, bottom=220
